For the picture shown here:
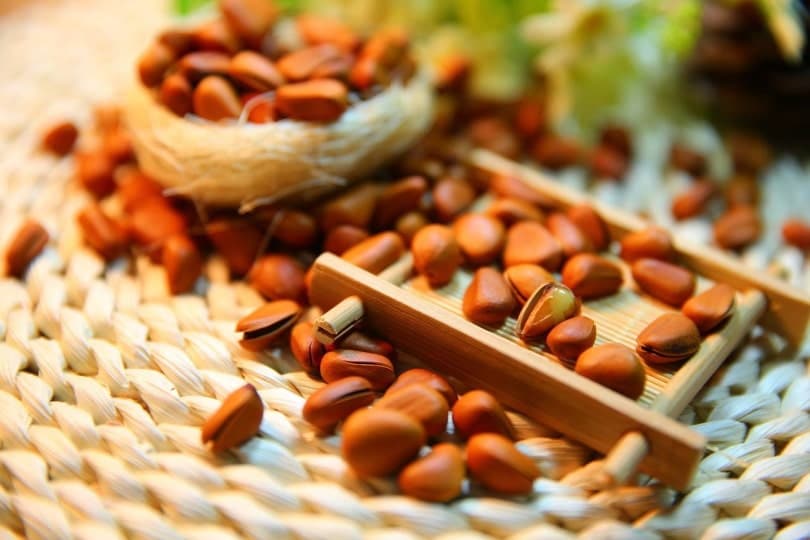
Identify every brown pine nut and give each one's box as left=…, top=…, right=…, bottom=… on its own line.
left=341, top=231, right=405, bottom=274
left=228, top=51, right=285, bottom=91
left=631, top=258, right=696, bottom=307
left=201, top=383, right=263, bottom=452
left=561, top=253, right=623, bottom=299
left=466, top=433, right=540, bottom=494
left=545, top=316, right=596, bottom=362
left=236, top=299, right=302, bottom=351
left=714, top=205, right=761, bottom=250
left=5, top=219, right=49, bottom=277
left=296, top=15, right=359, bottom=51
left=636, top=313, right=701, bottom=364
left=671, top=180, right=716, bottom=221
left=516, top=282, right=579, bottom=341
left=452, top=214, right=505, bottom=267
left=620, top=226, right=675, bottom=262
left=575, top=343, right=646, bottom=399
left=75, top=150, right=116, bottom=198
left=451, top=390, right=514, bottom=440
left=290, top=321, right=326, bottom=375
left=193, top=76, right=242, bottom=121
left=159, top=73, right=193, bottom=117
left=319, top=183, right=381, bottom=232
left=503, top=264, right=554, bottom=306
left=411, top=224, right=462, bottom=287
left=386, top=369, right=457, bottom=407
left=275, top=79, right=348, bottom=122
left=462, top=267, right=515, bottom=327
left=163, top=234, right=202, bottom=294
left=547, top=212, right=593, bottom=258
left=682, top=283, right=736, bottom=334
left=320, top=349, right=395, bottom=391
left=341, top=408, right=426, bottom=477
left=77, top=203, right=128, bottom=261
left=503, top=221, right=563, bottom=271
left=205, top=218, right=263, bottom=276
left=432, top=176, right=475, bottom=223
left=303, top=376, right=374, bottom=432
left=219, top=0, right=278, bottom=48
left=486, top=198, right=544, bottom=226
left=178, top=51, right=231, bottom=83
left=372, top=176, right=428, bottom=230
left=566, top=204, right=610, bottom=252
left=398, top=443, right=464, bottom=502
left=782, top=218, right=810, bottom=251
left=41, top=121, right=78, bottom=156
left=249, top=254, right=306, bottom=302
left=324, top=225, right=369, bottom=255
left=376, top=384, right=449, bottom=436
left=193, top=19, right=241, bottom=54
left=137, top=41, right=175, bottom=87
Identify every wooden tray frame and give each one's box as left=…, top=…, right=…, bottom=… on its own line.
left=308, top=150, right=810, bottom=489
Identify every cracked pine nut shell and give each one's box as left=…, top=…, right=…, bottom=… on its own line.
left=41, top=121, right=78, bottom=156
left=303, top=376, right=375, bottom=432
left=201, top=383, right=264, bottom=452
left=341, top=408, right=426, bottom=477
left=516, top=282, right=579, bottom=341
left=682, top=283, right=736, bottom=333
left=503, top=264, right=554, bottom=306
left=466, top=433, right=540, bottom=494
left=398, top=443, right=465, bottom=502
left=575, top=343, right=646, bottom=399
left=5, top=219, right=49, bottom=278
left=462, top=267, right=515, bottom=327
left=236, top=299, right=302, bottom=351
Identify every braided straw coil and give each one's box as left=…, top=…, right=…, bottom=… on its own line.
left=125, top=75, right=435, bottom=210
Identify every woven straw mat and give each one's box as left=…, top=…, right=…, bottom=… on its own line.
left=0, top=1, right=808, bottom=539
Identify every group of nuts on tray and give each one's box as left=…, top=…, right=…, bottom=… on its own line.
left=137, top=0, right=414, bottom=123
left=402, top=183, right=738, bottom=400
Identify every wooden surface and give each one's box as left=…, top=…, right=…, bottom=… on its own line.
left=470, top=149, right=810, bottom=346
left=310, top=253, right=751, bottom=490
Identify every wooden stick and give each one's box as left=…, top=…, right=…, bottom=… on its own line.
left=603, top=432, right=649, bottom=485
left=314, top=295, right=364, bottom=346
left=469, top=149, right=810, bottom=346
left=315, top=255, right=414, bottom=345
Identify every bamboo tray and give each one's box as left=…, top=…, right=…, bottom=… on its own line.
left=307, top=151, right=810, bottom=491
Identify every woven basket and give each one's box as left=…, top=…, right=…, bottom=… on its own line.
left=0, top=2, right=808, bottom=539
